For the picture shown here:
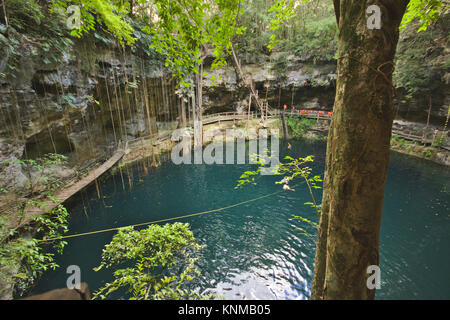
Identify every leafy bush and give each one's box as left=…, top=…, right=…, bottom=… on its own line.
left=3, top=0, right=45, bottom=32
left=0, top=0, right=74, bottom=79
left=287, top=117, right=316, bottom=139
left=1, top=153, right=68, bottom=197
left=290, top=15, right=337, bottom=61
left=433, top=135, right=445, bottom=148
left=93, top=223, right=213, bottom=300
left=394, top=12, right=448, bottom=99
left=391, top=136, right=407, bottom=148
left=0, top=205, right=69, bottom=298
left=235, top=0, right=337, bottom=63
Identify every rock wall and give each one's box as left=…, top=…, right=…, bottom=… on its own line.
left=0, top=38, right=182, bottom=190
left=202, top=54, right=337, bottom=114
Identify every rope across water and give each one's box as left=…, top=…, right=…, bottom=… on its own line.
left=37, top=183, right=303, bottom=243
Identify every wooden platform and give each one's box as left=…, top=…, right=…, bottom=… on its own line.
left=193, top=111, right=332, bottom=126
left=392, top=130, right=431, bottom=144
left=19, top=149, right=126, bottom=227
left=201, top=112, right=250, bottom=125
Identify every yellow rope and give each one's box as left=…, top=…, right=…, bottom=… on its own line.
left=37, top=186, right=297, bottom=243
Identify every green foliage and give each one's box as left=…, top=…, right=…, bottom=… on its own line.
left=1, top=153, right=68, bottom=197
left=267, top=0, right=299, bottom=51
left=290, top=14, right=336, bottom=61
left=433, top=135, right=445, bottom=148
left=146, top=0, right=244, bottom=85
left=275, top=155, right=322, bottom=217
left=271, top=51, right=290, bottom=78
left=390, top=135, right=441, bottom=159
left=269, top=0, right=336, bottom=61
left=235, top=153, right=271, bottom=188
left=394, top=1, right=448, bottom=99
left=128, top=19, right=162, bottom=60
left=423, top=150, right=432, bottom=158
left=235, top=0, right=336, bottom=62
left=47, top=1, right=245, bottom=84
left=0, top=205, right=69, bottom=297
left=393, top=12, right=449, bottom=98
left=93, top=223, right=213, bottom=300
left=236, top=152, right=322, bottom=237
left=233, top=0, right=273, bottom=62
left=287, top=117, right=316, bottom=139
left=51, top=0, right=136, bottom=46
left=237, top=0, right=446, bottom=65
left=401, top=0, right=446, bottom=32
left=391, top=136, right=407, bottom=148
left=3, top=0, right=44, bottom=30
left=1, top=0, right=73, bottom=79
left=291, top=215, right=318, bottom=238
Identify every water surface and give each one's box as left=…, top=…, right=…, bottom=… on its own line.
left=32, top=140, right=450, bottom=299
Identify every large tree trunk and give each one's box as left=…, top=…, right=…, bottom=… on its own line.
left=311, top=0, right=409, bottom=300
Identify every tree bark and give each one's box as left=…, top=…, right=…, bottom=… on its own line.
left=247, top=93, right=252, bottom=128
left=180, top=98, right=187, bottom=128
left=311, top=0, right=409, bottom=300
left=193, top=63, right=203, bottom=150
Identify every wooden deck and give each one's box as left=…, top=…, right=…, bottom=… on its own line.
left=391, top=130, right=450, bottom=151
left=391, top=130, right=434, bottom=144
left=19, top=148, right=126, bottom=227
left=196, top=110, right=332, bottom=126
left=201, top=112, right=251, bottom=125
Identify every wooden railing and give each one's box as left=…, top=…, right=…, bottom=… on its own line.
left=124, top=110, right=333, bottom=146
left=120, top=111, right=449, bottom=149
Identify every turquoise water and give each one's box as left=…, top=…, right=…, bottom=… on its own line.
left=31, top=140, right=450, bottom=299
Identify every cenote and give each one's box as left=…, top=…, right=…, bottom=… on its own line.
left=31, top=140, right=450, bottom=300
